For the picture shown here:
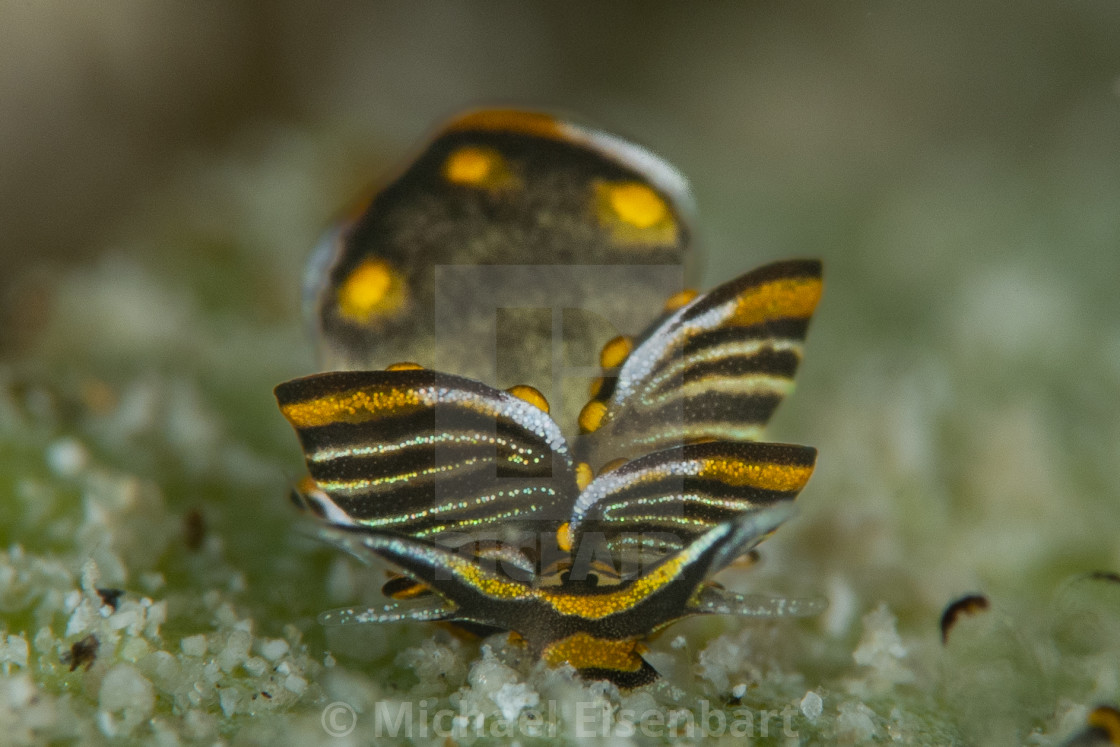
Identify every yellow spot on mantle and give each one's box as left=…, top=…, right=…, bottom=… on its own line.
left=443, top=146, right=515, bottom=190
left=594, top=180, right=677, bottom=246
left=337, top=259, right=407, bottom=323
left=607, top=182, right=666, bottom=228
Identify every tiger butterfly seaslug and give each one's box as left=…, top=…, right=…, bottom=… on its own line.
left=279, top=109, right=823, bottom=687
left=277, top=253, right=823, bottom=687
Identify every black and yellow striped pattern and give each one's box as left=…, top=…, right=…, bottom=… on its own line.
left=278, top=258, right=823, bottom=688
left=276, top=369, right=575, bottom=544
left=580, top=259, right=822, bottom=468
left=298, top=503, right=798, bottom=687
left=568, top=441, right=817, bottom=564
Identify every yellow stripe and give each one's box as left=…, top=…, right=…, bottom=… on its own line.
left=443, top=546, right=691, bottom=620
left=730, top=277, right=822, bottom=328
left=387, top=579, right=431, bottom=600
left=316, top=455, right=489, bottom=490
left=634, top=339, right=801, bottom=398
left=698, top=459, right=814, bottom=492
left=449, top=559, right=534, bottom=601
left=537, top=552, right=687, bottom=619
left=280, top=387, right=423, bottom=428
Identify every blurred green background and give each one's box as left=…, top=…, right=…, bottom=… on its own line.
left=5, top=1, right=1118, bottom=284
left=2, top=2, right=1119, bottom=742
